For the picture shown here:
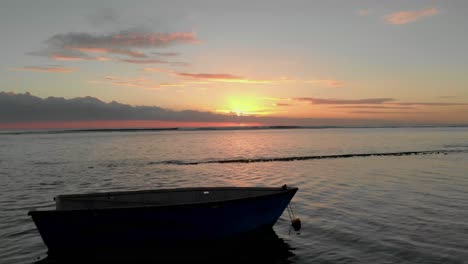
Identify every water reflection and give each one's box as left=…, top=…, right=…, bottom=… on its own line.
left=34, top=228, right=295, bottom=263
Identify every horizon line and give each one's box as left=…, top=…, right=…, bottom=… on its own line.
left=2, top=124, right=468, bottom=135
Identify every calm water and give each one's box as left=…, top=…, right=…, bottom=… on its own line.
left=1, top=127, right=468, bottom=263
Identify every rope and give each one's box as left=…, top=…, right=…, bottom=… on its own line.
left=287, top=202, right=295, bottom=234
left=286, top=201, right=296, bottom=220
left=286, top=200, right=301, bottom=234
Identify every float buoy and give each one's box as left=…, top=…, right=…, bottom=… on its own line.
left=291, top=218, right=302, bottom=231
left=284, top=185, right=301, bottom=233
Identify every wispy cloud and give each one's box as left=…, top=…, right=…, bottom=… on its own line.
left=10, top=66, right=77, bottom=73
left=173, top=72, right=272, bottom=84
left=145, top=67, right=345, bottom=86
left=273, top=103, right=292, bottom=107
left=305, top=79, right=346, bottom=88
left=333, top=106, right=414, bottom=109
left=296, top=97, right=467, bottom=107
left=263, top=97, right=292, bottom=101
left=384, top=7, right=438, bottom=25
left=144, top=67, right=173, bottom=73
left=152, top=52, right=180, bottom=57
left=30, top=29, right=196, bottom=66
left=145, top=68, right=272, bottom=84
left=357, top=9, right=372, bottom=17
left=49, top=53, right=115, bottom=62
left=48, top=52, right=186, bottom=65
left=50, top=54, right=88, bottom=61
left=350, top=111, right=427, bottom=114
left=47, top=31, right=198, bottom=50
left=392, top=102, right=467, bottom=106
left=93, top=76, right=184, bottom=89
left=118, top=58, right=169, bottom=64
left=159, top=83, right=185, bottom=87
left=95, top=56, right=113, bottom=61
left=68, top=47, right=147, bottom=58
left=215, top=108, right=280, bottom=116
left=295, top=97, right=395, bottom=105
left=175, top=72, right=241, bottom=79
left=168, top=62, right=190, bottom=67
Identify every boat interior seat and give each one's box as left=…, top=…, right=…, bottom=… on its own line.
left=55, top=188, right=281, bottom=210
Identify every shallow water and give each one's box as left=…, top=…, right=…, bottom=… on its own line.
left=1, top=127, right=468, bottom=263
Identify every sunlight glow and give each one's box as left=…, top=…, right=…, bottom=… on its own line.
left=215, top=96, right=270, bottom=116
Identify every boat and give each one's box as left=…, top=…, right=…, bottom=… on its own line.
left=28, top=186, right=298, bottom=254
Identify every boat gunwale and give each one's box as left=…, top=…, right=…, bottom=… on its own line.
left=28, top=187, right=298, bottom=215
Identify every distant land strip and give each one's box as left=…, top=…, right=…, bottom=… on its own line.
left=1, top=125, right=468, bottom=135
left=158, top=149, right=466, bottom=165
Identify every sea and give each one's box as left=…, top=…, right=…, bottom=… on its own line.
left=1, top=127, right=468, bottom=264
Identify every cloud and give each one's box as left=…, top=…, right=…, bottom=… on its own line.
left=295, top=97, right=395, bottom=105
left=145, top=68, right=272, bottom=84
left=168, top=62, right=190, bottom=67
left=174, top=72, right=273, bottom=84
left=44, top=48, right=189, bottom=65
left=46, top=51, right=187, bottom=65
left=47, top=31, right=198, bottom=49
left=2, top=92, right=466, bottom=127
left=350, top=111, right=427, bottom=114
left=10, top=66, right=77, bottom=73
left=95, top=56, right=113, bottom=61
left=146, top=68, right=343, bottom=85
left=30, top=30, right=197, bottom=66
left=152, top=52, right=180, bottom=57
left=118, top=58, right=169, bottom=64
left=295, top=97, right=468, bottom=107
left=391, top=102, right=468, bottom=106
left=103, top=81, right=158, bottom=89
left=50, top=54, right=87, bottom=61
left=93, top=76, right=184, bottom=89
left=357, top=9, right=372, bottom=16
left=273, top=103, right=292, bottom=107
left=68, top=47, right=147, bottom=58
left=175, top=72, right=242, bottom=79
left=263, top=97, right=292, bottom=101
left=0, top=92, right=247, bottom=123
left=144, top=67, right=173, bottom=73
left=305, top=79, right=346, bottom=88
left=333, top=106, right=414, bottom=109
left=384, top=7, right=438, bottom=25
left=48, top=53, right=113, bottom=61
left=159, top=83, right=185, bottom=87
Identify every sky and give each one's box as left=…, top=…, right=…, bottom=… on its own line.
left=1, top=0, right=468, bottom=129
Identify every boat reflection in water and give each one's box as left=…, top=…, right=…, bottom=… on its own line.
left=35, top=228, right=295, bottom=263
left=30, top=186, right=298, bottom=263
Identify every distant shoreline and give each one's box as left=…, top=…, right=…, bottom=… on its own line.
left=1, top=125, right=468, bottom=135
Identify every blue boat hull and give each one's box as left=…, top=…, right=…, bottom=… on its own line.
left=29, top=188, right=297, bottom=253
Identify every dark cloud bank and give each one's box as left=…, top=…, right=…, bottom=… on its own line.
left=1, top=92, right=464, bottom=127
left=0, top=92, right=230, bottom=123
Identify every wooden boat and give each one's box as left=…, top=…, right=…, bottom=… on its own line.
left=28, top=186, right=298, bottom=254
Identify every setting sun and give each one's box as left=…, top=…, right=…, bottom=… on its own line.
left=215, top=96, right=270, bottom=116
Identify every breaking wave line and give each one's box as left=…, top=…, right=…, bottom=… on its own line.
left=158, top=149, right=466, bottom=165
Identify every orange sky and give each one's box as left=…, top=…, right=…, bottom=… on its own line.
left=0, top=120, right=263, bottom=130
left=1, top=1, right=468, bottom=129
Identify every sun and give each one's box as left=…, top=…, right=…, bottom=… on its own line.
left=227, top=96, right=262, bottom=116
left=234, top=110, right=243, bottom=116
left=216, top=95, right=276, bottom=116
